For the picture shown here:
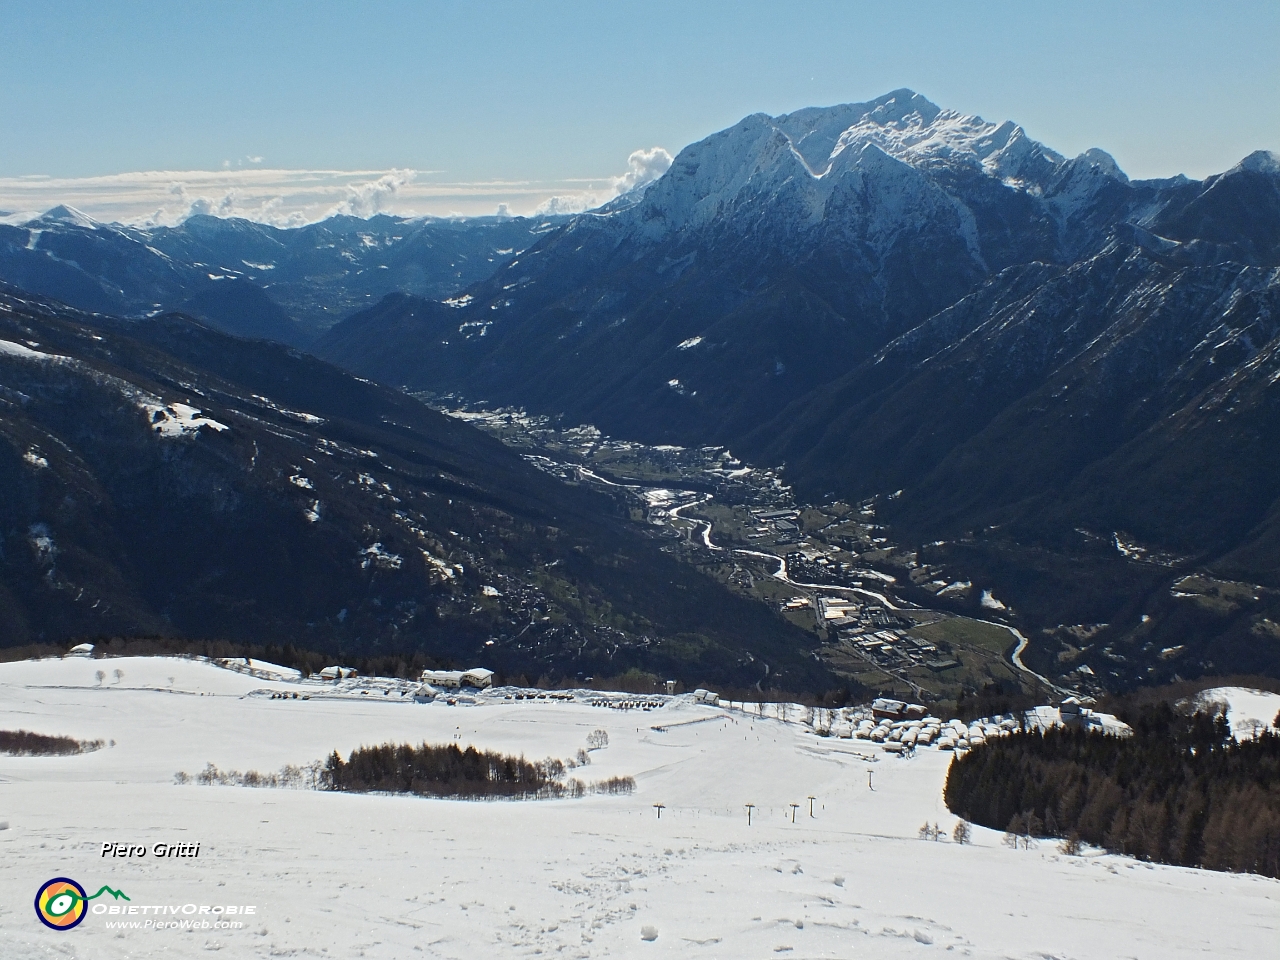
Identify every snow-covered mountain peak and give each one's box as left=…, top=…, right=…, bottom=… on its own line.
left=866, top=87, right=943, bottom=125
left=1073, top=148, right=1129, bottom=182
left=638, top=92, right=1065, bottom=223
left=607, top=91, right=1224, bottom=267
left=770, top=91, right=1063, bottom=186
left=625, top=91, right=1077, bottom=245
left=1234, top=149, right=1280, bottom=176
left=39, top=204, right=102, bottom=229
left=772, top=89, right=940, bottom=171
left=1039, top=146, right=1132, bottom=216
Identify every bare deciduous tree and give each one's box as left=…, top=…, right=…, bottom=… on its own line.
left=586, top=729, right=609, bottom=750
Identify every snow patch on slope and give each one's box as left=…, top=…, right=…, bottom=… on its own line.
left=139, top=400, right=230, bottom=437
left=1194, top=686, right=1280, bottom=740
left=0, top=338, right=67, bottom=362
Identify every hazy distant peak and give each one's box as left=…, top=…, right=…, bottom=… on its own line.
left=40, top=204, right=101, bottom=228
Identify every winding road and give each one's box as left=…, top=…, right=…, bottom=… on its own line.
left=669, top=495, right=722, bottom=551
left=994, top=623, right=1075, bottom=697
left=734, top=548, right=902, bottom=610
left=735, top=547, right=1073, bottom=697
left=573, top=459, right=1067, bottom=697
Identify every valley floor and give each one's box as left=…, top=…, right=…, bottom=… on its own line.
left=0, top=656, right=1275, bottom=958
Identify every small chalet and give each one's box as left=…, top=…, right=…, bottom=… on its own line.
left=420, top=667, right=494, bottom=689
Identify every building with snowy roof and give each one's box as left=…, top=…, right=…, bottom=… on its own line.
left=318, top=666, right=358, bottom=680
left=420, top=668, right=494, bottom=689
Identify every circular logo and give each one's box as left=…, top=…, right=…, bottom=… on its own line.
left=35, top=877, right=87, bottom=930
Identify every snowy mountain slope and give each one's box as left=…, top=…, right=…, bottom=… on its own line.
left=763, top=241, right=1280, bottom=530
left=315, top=90, right=1276, bottom=452
left=0, top=287, right=823, bottom=689
left=1148, top=151, right=1280, bottom=264
left=0, top=654, right=1274, bottom=959
left=0, top=211, right=564, bottom=344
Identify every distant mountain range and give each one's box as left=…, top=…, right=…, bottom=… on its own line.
left=4, top=89, right=1280, bottom=687
left=0, top=209, right=565, bottom=344
left=307, top=90, right=1280, bottom=683
left=313, top=91, right=1279, bottom=442
left=0, top=286, right=824, bottom=691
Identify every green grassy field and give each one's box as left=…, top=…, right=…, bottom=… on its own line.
left=817, top=613, right=1034, bottom=705
left=910, top=617, right=1017, bottom=656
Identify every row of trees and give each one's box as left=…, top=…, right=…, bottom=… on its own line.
left=321, top=742, right=634, bottom=799
left=0, top=729, right=103, bottom=755
left=177, top=762, right=325, bottom=789
left=918, top=820, right=971, bottom=844
left=319, top=743, right=546, bottom=798
left=944, top=704, right=1280, bottom=877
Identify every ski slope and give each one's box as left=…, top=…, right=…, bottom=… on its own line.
left=0, top=655, right=1275, bottom=958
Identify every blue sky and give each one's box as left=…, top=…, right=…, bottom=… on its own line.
left=2, top=0, right=1277, bottom=221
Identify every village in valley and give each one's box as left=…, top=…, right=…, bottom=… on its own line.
left=148, top=647, right=1132, bottom=758
left=428, top=400, right=1075, bottom=713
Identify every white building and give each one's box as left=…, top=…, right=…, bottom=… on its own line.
left=420, top=668, right=494, bottom=689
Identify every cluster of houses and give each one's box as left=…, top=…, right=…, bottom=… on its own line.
left=827, top=698, right=1020, bottom=754
left=820, top=696, right=1131, bottom=754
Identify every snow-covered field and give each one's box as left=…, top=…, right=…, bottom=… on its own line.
left=1195, top=685, right=1280, bottom=740
left=1, top=656, right=1275, bottom=959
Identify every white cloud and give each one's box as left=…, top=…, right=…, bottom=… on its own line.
left=0, top=147, right=675, bottom=227
left=613, top=146, right=672, bottom=194
left=327, top=170, right=415, bottom=218
left=532, top=146, right=673, bottom=216
left=534, top=194, right=600, bottom=216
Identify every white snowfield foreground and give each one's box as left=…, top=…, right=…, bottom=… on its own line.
left=0, top=657, right=1274, bottom=959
